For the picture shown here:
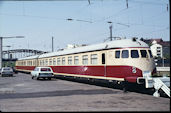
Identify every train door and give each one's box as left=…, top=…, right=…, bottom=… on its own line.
left=102, top=53, right=106, bottom=77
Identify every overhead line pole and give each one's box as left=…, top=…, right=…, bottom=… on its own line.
left=108, top=21, right=113, bottom=41
left=0, top=36, right=24, bottom=69
left=52, top=36, right=54, bottom=52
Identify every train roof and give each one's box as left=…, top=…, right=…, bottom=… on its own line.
left=18, top=38, right=149, bottom=60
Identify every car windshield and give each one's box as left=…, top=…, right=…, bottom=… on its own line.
left=3, top=68, right=12, bottom=71
left=41, top=68, right=51, bottom=72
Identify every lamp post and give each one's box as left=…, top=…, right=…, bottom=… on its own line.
left=107, top=21, right=113, bottom=41
left=3, top=45, right=11, bottom=59
left=52, top=36, right=54, bottom=52
left=0, top=36, right=24, bottom=69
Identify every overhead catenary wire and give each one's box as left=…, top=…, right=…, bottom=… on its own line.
left=133, top=27, right=169, bottom=37
left=0, top=0, right=169, bottom=42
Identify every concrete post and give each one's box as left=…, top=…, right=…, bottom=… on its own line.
left=0, top=37, right=2, bottom=69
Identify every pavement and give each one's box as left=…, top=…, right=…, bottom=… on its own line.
left=0, top=73, right=170, bottom=112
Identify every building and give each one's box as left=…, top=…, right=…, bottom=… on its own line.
left=150, top=40, right=163, bottom=58
left=143, top=38, right=170, bottom=58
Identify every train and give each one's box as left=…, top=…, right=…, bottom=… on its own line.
left=15, top=38, right=156, bottom=89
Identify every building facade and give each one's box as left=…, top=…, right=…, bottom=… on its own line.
left=144, top=38, right=170, bottom=58
left=150, top=40, right=163, bottom=58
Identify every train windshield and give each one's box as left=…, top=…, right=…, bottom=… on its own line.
left=140, top=50, right=147, bottom=58
left=131, top=50, right=139, bottom=58
left=122, top=50, right=129, bottom=58
left=115, top=51, right=120, bottom=58
left=148, top=50, right=153, bottom=58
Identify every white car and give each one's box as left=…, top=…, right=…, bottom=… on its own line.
left=1, top=67, right=13, bottom=77
left=31, top=67, right=54, bottom=80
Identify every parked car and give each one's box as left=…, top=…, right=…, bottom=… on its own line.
left=1, top=67, right=14, bottom=77
left=31, top=67, right=54, bottom=80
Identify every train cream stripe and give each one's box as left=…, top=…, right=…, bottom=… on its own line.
left=16, top=69, right=31, bottom=72
left=54, top=72, right=124, bottom=81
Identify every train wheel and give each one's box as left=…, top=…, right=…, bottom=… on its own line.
left=122, top=81, right=128, bottom=93
left=48, top=78, right=51, bottom=80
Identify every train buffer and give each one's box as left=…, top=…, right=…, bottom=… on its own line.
left=143, top=71, right=170, bottom=97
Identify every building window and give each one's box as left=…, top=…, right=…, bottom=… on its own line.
left=68, top=56, right=72, bottom=65
left=157, top=47, right=161, bottom=49
left=82, top=55, right=88, bottom=65
left=131, top=50, right=139, bottom=58
left=157, top=53, right=161, bottom=56
left=57, top=58, right=60, bottom=65
left=115, top=51, right=120, bottom=58
left=122, top=50, right=129, bottom=58
left=140, top=50, right=147, bottom=58
left=91, top=54, right=98, bottom=64
left=53, top=58, right=56, bottom=66
left=62, top=57, right=65, bottom=65
left=157, top=50, right=161, bottom=53
left=74, top=56, right=79, bottom=65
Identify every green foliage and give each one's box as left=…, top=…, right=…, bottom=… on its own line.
left=163, top=53, right=170, bottom=59
left=2, top=61, right=15, bottom=67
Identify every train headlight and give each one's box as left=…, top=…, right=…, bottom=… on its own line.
left=132, top=67, right=137, bottom=73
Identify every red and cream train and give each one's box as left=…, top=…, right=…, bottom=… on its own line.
left=15, top=38, right=156, bottom=87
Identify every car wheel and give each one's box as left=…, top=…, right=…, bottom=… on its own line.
left=37, top=77, right=39, bottom=80
left=32, top=76, right=34, bottom=79
left=48, top=78, right=51, bottom=80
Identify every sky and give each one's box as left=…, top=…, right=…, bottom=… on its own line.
left=0, top=0, right=170, bottom=52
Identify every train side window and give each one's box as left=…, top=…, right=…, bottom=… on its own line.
left=148, top=50, right=153, bottom=58
left=140, top=50, right=147, bottom=58
left=122, top=50, right=129, bottom=58
left=115, top=51, right=120, bottom=58
left=57, top=58, right=60, bottom=65
left=53, top=58, right=56, bottom=65
left=131, top=50, right=139, bottom=58
left=74, top=56, right=79, bottom=65
left=39, top=60, right=41, bottom=66
left=43, top=60, right=45, bottom=66
left=46, top=59, right=48, bottom=66
left=91, top=54, right=97, bottom=64
left=49, top=59, right=52, bottom=65
left=102, top=53, right=105, bottom=64
left=82, top=55, right=88, bottom=65
left=42, top=60, right=43, bottom=66
left=68, top=56, right=72, bottom=65
left=62, top=57, right=65, bottom=65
